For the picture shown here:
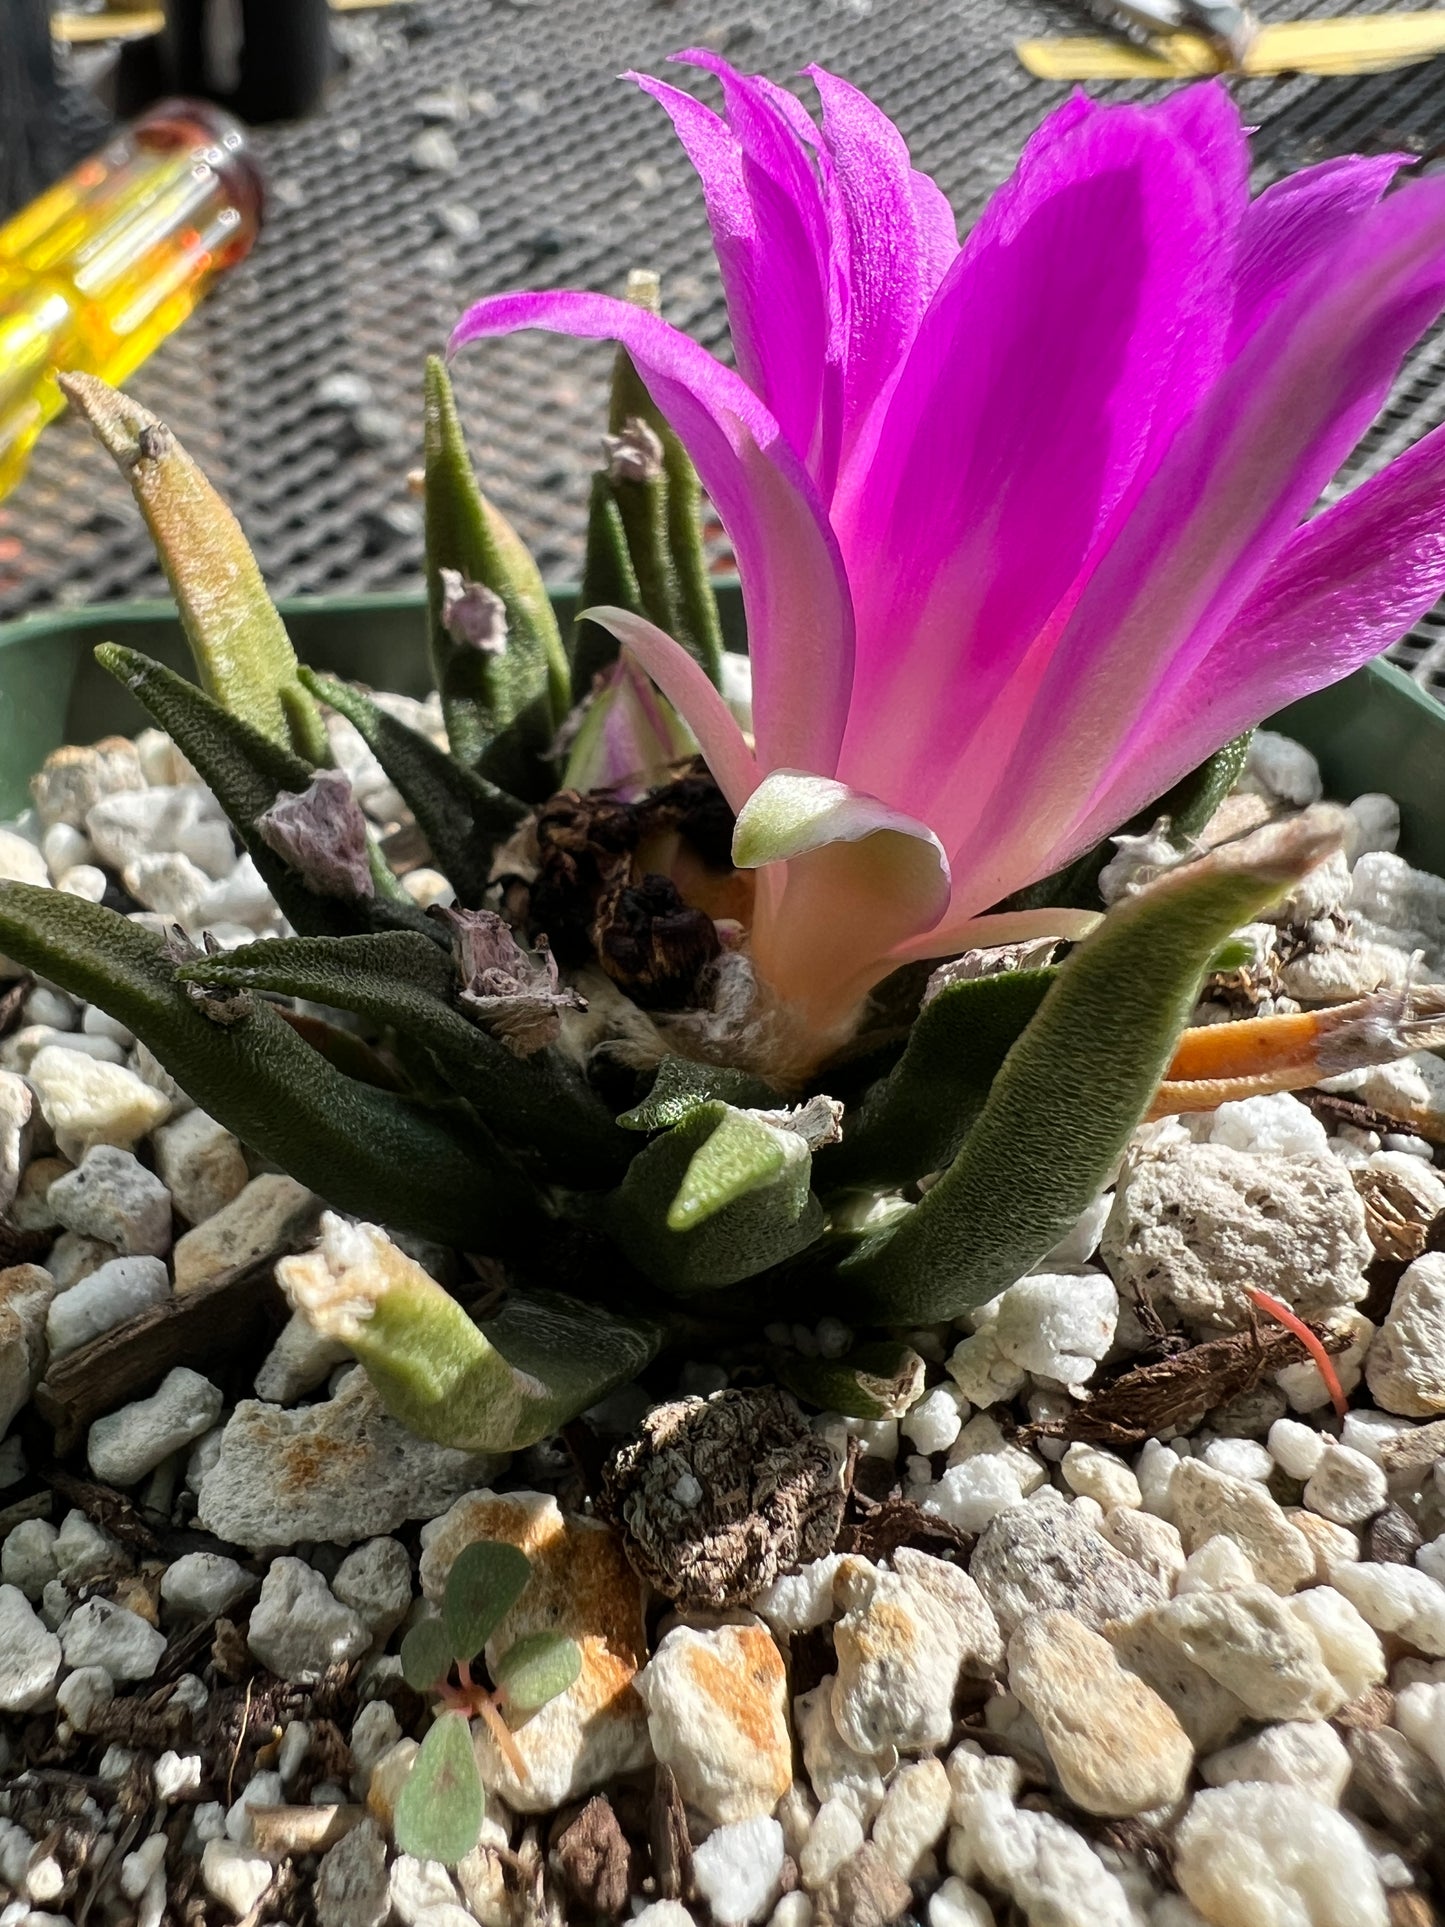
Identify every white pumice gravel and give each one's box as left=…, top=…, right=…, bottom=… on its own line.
left=4, top=726, right=1445, bottom=1926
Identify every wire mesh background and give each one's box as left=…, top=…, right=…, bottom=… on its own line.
left=4, top=0, right=1445, bottom=693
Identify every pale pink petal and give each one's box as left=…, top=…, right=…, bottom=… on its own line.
left=887, top=905, right=1103, bottom=968
left=449, top=290, right=854, bottom=777
left=583, top=607, right=760, bottom=813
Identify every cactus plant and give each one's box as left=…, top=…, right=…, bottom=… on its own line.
left=6, top=66, right=1445, bottom=1455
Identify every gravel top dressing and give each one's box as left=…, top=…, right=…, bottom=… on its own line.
left=1, top=715, right=1444, bottom=1927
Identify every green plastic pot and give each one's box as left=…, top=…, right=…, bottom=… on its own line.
left=0, top=587, right=1441, bottom=870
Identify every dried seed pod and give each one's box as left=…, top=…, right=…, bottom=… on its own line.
left=601, top=1386, right=845, bottom=1607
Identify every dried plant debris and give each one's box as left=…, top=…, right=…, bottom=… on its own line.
left=601, top=1386, right=845, bottom=1606
left=436, top=904, right=585, bottom=1056
left=836, top=1491, right=974, bottom=1565
left=1027, top=1316, right=1352, bottom=1448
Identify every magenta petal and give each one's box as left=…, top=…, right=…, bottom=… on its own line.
left=449, top=290, right=854, bottom=777
left=804, top=65, right=958, bottom=449
left=830, top=99, right=1234, bottom=821
left=1074, top=417, right=1445, bottom=845
left=652, top=53, right=837, bottom=483
left=1230, top=154, right=1410, bottom=350
left=956, top=173, right=1445, bottom=908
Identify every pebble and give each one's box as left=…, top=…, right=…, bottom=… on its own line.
left=944, top=1326, right=1027, bottom=1408
left=48, top=1146, right=171, bottom=1257
left=755, top=1555, right=843, bottom=1635
left=0, top=1585, right=62, bottom=1710
left=53, top=1507, right=124, bottom=1586
left=252, top=1311, right=352, bottom=1403
left=160, top=1552, right=252, bottom=1620
left=197, top=1369, right=502, bottom=1549
left=32, top=738, right=145, bottom=828
left=201, top=1838, right=274, bottom=1919
left=872, top=1755, right=951, bottom=1882
left=0, top=827, right=50, bottom=887
left=246, top=1559, right=369, bottom=1684
left=1208, top=1092, right=1329, bottom=1158
left=332, top=1537, right=412, bottom=1638
left=86, top=1367, right=222, bottom=1485
left=1099, top=1508, right=1186, bottom=1587
left=636, top=1619, right=792, bottom=1824
left=794, top=1678, right=895, bottom=1821
left=1177, top=1536, right=1257, bottom=1593
left=28, top=1045, right=171, bottom=1160
left=970, top=1494, right=1166, bottom=1634
left=922, top=1454, right=1027, bottom=1533
left=991, top=1271, right=1118, bottom=1384
left=2, top=1519, right=58, bottom=1599
left=951, top=1786, right=1136, bottom=1927
left=1201, top=1720, right=1352, bottom=1802
left=1174, top=1783, right=1388, bottom=1927
left=420, top=1489, right=651, bottom=1812
left=0, top=1070, right=33, bottom=1215
left=901, top=1386, right=963, bottom=1456
left=1102, top=1144, right=1371, bottom=1329
left=48, top=1228, right=116, bottom=1288
left=1170, top=1460, right=1314, bottom=1593
left=1145, top=1586, right=1345, bottom=1719
left=46, top=1254, right=169, bottom=1358
left=1242, top=731, right=1322, bottom=807
left=831, top=1551, right=1003, bottom=1753
left=61, top=1597, right=166, bottom=1680
left=928, top=1879, right=995, bottom=1927
left=154, top=1751, right=203, bottom=1800
left=172, top=1174, right=320, bottom=1292
left=1268, top=1418, right=1326, bottom=1482
left=799, top=1796, right=865, bottom=1889
left=691, top=1816, right=785, bottom=1927
left=1200, top=1437, right=1273, bottom=1483
left=1366, top=1252, right=1445, bottom=1416
left=0, top=1264, right=55, bottom=1435
left=1345, top=1725, right=1445, bottom=1849
left=1303, top=1442, right=1389, bottom=1525
left=1062, top=1442, right=1142, bottom=1511
left=1394, top=1679, right=1445, bottom=1782
left=1329, top=1563, right=1445, bottom=1655
left=151, top=1109, right=248, bottom=1227
left=315, top=1816, right=389, bottom=1927
left=1008, top=1611, right=1192, bottom=1814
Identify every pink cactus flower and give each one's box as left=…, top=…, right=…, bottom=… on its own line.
left=453, top=57, right=1445, bottom=1065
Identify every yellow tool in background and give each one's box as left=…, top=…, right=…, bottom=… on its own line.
left=0, top=98, right=262, bottom=499
left=1018, top=7, right=1445, bottom=78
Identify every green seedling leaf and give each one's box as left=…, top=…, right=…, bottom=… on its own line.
left=444, top=1542, right=532, bottom=1662
left=1158, top=730, right=1254, bottom=846
left=618, top=1056, right=781, bottom=1134
left=838, top=812, right=1349, bottom=1325
left=607, top=1102, right=822, bottom=1294
left=61, top=374, right=327, bottom=762
left=400, top=1617, right=454, bottom=1692
left=393, top=1712, right=484, bottom=1867
left=493, top=1631, right=582, bottom=1712
left=424, top=357, right=568, bottom=791
left=301, top=669, right=525, bottom=907
left=667, top=1106, right=787, bottom=1230
left=818, top=969, right=1054, bottom=1192
left=572, top=473, right=644, bottom=696
left=0, top=885, right=524, bottom=1248
left=96, top=646, right=423, bottom=939
left=281, top=1218, right=666, bottom=1451
left=773, top=1340, right=927, bottom=1419
left=183, top=931, right=629, bottom=1184
left=1207, top=937, right=1255, bottom=974
left=605, top=275, right=724, bottom=684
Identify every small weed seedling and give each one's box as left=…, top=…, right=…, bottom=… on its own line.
left=394, top=1541, right=581, bottom=1865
